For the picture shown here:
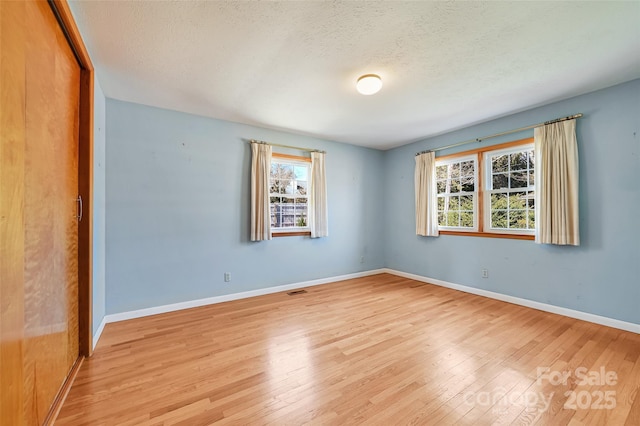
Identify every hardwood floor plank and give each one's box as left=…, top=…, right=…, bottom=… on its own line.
left=57, top=274, right=640, bottom=425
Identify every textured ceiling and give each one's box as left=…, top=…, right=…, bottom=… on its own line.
left=69, top=1, right=640, bottom=150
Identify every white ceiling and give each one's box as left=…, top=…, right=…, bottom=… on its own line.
left=69, top=1, right=640, bottom=150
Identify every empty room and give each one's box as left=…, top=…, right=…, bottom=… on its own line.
left=1, top=1, right=639, bottom=425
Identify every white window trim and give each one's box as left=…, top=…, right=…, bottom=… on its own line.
left=482, top=143, right=535, bottom=236
left=269, top=156, right=311, bottom=234
left=435, top=154, right=479, bottom=232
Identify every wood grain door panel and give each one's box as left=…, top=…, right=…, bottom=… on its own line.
left=1, top=0, right=80, bottom=424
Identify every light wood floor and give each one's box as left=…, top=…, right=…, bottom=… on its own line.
left=57, top=274, right=640, bottom=425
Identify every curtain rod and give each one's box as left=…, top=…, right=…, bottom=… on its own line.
left=415, top=113, right=583, bottom=156
left=250, top=139, right=325, bottom=154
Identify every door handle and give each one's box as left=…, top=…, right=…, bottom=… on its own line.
left=76, top=195, right=83, bottom=222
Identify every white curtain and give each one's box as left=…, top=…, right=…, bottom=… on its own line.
left=534, top=119, right=580, bottom=245
left=250, top=142, right=272, bottom=241
left=415, top=151, right=439, bottom=237
left=309, top=151, right=328, bottom=238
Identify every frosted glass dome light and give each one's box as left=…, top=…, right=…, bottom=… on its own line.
left=356, top=74, right=382, bottom=95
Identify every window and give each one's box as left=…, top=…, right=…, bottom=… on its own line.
left=436, top=155, right=478, bottom=231
left=434, top=138, right=535, bottom=239
left=484, top=145, right=535, bottom=234
left=269, top=154, right=311, bottom=235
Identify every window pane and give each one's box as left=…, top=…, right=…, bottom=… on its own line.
left=437, top=197, right=445, bottom=211
left=450, top=180, right=461, bottom=193
left=280, top=164, right=293, bottom=177
left=284, top=181, right=294, bottom=195
left=436, top=165, right=448, bottom=180
left=281, top=202, right=295, bottom=227
left=294, top=166, right=308, bottom=180
left=527, top=191, right=535, bottom=209
left=510, top=152, right=527, bottom=170
left=510, top=172, right=528, bottom=188
left=461, top=160, right=474, bottom=177
left=528, top=210, right=535, bottom=229
left=451, top=163, right=460, bottom=178
left=275, top=180, right=286, bottom=194
left=460, top=211, right=473, bottom=228
left=493, top=173, right=508, bottom=189
left=448, top=196, right=460, bottom=210
left=296, top=181, right=307, bottom=195
left=492, top=155, right=508, bottom=173
left=491, top=210, right=507, bottom=228
left=295, top=201, right=307, bottom=227
left=269, top=180, right=278, bottom=194
left=509, top=192, right=527, bottom=209
left=528, top=151, right=535, bottom=169
left=437, top=181, right=446, bottom=194
left=270, top=163, right=279, bottom=179
left=438, top=212, right=446, bottom=226
left=529, top=171, right=535, bottom=186
left=461, top=176, right=474, bottom=192
left=460, top=195, right=473, bottom=210
left=491, top=193, right=507, bottom=210
left=270, top=196, right=280, bottom=204
left=447, top=211, right=460, bottom=227
left=509, top=210, right=526, bottom=229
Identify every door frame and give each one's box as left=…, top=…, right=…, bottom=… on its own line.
left=48, top=0, right=94, bottom=357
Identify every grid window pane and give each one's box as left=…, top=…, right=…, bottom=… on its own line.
left=493, top=173, right=508, bottom=189
left=435, top=158, right=476, bottom=230
left=436, top=165, right=448, bottom=180
left=294, top=166, right=308, bottom=180
left=270, top=159, right=311, bottom=230
left=487, top=146, right=535, bottom=232
left=460, top=195, right=473, bottom=210
left=460, top=211, right=474, bottom=228
left=492, top=155, right=508, bottom=173
left=461, top=161, right=474, bottom=177
left=451, top=163, right=460, bottom=178
left=448, top=211, right=460, bottom=227
left=509, top=210, right=526, bottom=229
left=448, top=196, right=460, bottom=210
left=492, top=210, right=507, bottom=228
left=510, top=172, right=528, bottom=188
left=510, top=152, right=527, bottom=170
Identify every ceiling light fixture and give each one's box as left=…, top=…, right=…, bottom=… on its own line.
left=356, top=74, right=382, bottom=95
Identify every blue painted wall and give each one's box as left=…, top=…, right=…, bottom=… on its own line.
left=92, top=76, right=106, bottom=335
left=103, top=80, right=639, bottom=325
left=105, top=100, right=385, bottom=314
left=384, top=79, right=640, bottom=324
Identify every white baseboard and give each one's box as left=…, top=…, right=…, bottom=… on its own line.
left=92, top=266, right=637, bottom=349
left=100, top=268, right=386, bottom=326
left=381, top=268, right=639, bottom=334
left=92, top=317, right=106, bottom=351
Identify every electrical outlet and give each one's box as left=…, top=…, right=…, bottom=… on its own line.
left=481, top=269, right=489, bottom=279
left=224, top=272, right=231, bottom=282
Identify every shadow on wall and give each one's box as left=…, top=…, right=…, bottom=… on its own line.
left=240, top=141, right=251, bottom=244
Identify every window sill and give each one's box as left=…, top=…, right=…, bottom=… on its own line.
left=439, top=230, right=534, bottom=241
left=272, top=231, right=311, bottom=238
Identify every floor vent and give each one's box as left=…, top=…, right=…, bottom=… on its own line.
left=287, top=290, right=307, bottom=296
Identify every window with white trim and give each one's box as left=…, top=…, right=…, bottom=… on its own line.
left=484, top=144, right=535, bottom=234
left=434, top=138, right=535, bottom=239
left=269, top=155, right=310, bottom=234
left=436, top=155, right=478, bottom=231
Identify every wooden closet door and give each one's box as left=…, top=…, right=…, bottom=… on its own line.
left=1, top=0, right=80, bottom=424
